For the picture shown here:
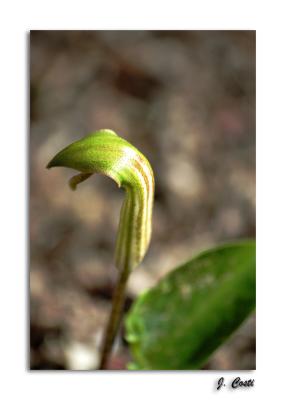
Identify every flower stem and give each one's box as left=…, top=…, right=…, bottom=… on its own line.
left=98, top=266, right=130, bottom=369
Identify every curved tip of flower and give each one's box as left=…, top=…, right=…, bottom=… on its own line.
left=46, top=158, right=57, bottom=169
left=46, top=129, right=118, bottom=171
left=46, top=152, right=65, bottom=169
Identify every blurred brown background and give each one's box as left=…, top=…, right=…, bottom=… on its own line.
left=30, top=30, right=256, bottom=370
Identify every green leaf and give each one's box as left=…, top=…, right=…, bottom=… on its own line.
left=47, top=129, right=154, bottom=272
left=125, top=241, right=256, bottom=370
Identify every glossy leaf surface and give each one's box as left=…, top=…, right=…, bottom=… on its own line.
left=125, top=241, right=256, bottom=369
